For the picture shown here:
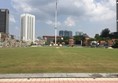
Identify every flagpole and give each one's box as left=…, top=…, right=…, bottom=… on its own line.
left=54, top=0, right=58, bottom=46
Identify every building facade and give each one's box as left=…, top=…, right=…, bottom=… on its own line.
left=43, top=36, right=61, bottom=44
left=75, top=31, right=84, bottom=36
left=21, top=14, right=35, bottom=43
left=59, top=30, right=72, bottom=37
left=0, top=9, right=9, bottom=33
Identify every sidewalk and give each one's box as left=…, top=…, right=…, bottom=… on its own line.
left=0, top=73, right=118, bottom=83
left=0, top=78, right=118, bottom=83
left=0, top=73, right=118, bottom=78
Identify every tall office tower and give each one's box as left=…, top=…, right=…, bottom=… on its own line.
left=59, top=30, right=73, bottom=37
left=116, top=0, right=118, bottom=32
left=0, top=9, right=9, bottom=33
left=21, top=14, right=35, bottom=43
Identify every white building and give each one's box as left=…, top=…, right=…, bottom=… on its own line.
left=21, top=14, right=35, bottom=43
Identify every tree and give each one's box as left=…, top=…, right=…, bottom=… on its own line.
left=74, top=35, right=86, bottom=45
left=95, top=34, right=100, bottom=41
left=109, top=32, right=118, bottom=39
left=112, top=40, right=118, bottom=48
left=63, top=37, right=69, bottom=45
left=94, top=34, right=100, bottom=39
left=94, top=34, right=104, bottom=41
left=74, top=36, right=81, bottom=44
left=100, top=28, right=110, bottom=38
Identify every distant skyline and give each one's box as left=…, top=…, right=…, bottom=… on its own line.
left=0, top=0, right=116, bottom=38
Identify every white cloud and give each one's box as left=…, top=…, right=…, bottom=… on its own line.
left=10, top=0, right=116, bottom=37
left=11, top=0, right=115, bottom=22
left=64, top=17, right=76, bottom=27
left=10, top=15, right=16, bottom=23
left=74, top=0, right=115, bottom=22
left=46, top=20, right=61, bottom=27
left=46, top=20, right=53, bottom=25
left=89, top=3, right=115, bottom=21
left=11, top=0, right=33, bottom=12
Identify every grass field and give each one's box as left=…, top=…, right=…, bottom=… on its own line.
left=0, top=47, right=118, bottom=73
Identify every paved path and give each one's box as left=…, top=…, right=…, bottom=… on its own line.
left=0, top=78, right=118, bottom=83
left=0, top=73, right=118, bottom=83
left=0, top=73, right=118, bottom=78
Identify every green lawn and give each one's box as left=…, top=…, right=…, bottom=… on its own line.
left=0, top=47, right=118, bottom=73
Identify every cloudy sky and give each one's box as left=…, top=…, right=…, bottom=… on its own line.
left=0, top=0, right=116, bottom=38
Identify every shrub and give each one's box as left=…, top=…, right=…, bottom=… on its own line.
left=112, top=40, right=118, bottom=48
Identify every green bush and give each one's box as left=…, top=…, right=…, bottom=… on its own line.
left=112, top=40, right=118, bottom=48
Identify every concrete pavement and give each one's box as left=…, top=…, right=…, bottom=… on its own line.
left=0, top=73, right=118, bottom=83
left=0, top=73, right=118, bottom=78
left=0, top=78, right=118, bottom=83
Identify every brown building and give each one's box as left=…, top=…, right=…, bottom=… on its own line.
left=69, top=38, right=74, bottom=46
left=43, top=36, right=62, bottom=44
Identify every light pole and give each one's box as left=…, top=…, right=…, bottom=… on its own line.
left=54, top=0, right=58, bottom=46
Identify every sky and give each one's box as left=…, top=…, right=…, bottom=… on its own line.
left=0, top=0, right=116, bottom=39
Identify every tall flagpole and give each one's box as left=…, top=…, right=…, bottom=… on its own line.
left=116, top=0, right=118, bottom=32
left=54, top=0, right=58, bottom=46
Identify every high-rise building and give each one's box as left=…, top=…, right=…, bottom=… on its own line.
left=116, top=0, right=118, bottom=32
left=75, top=31, right=84, bottom=36
left=0, top=9, right=9, bottom=33
left=59, top=30, right=72, bottom=37
left=59, top=30, right=64, bottom=37
left=21, top=14, right=35, bottom=43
